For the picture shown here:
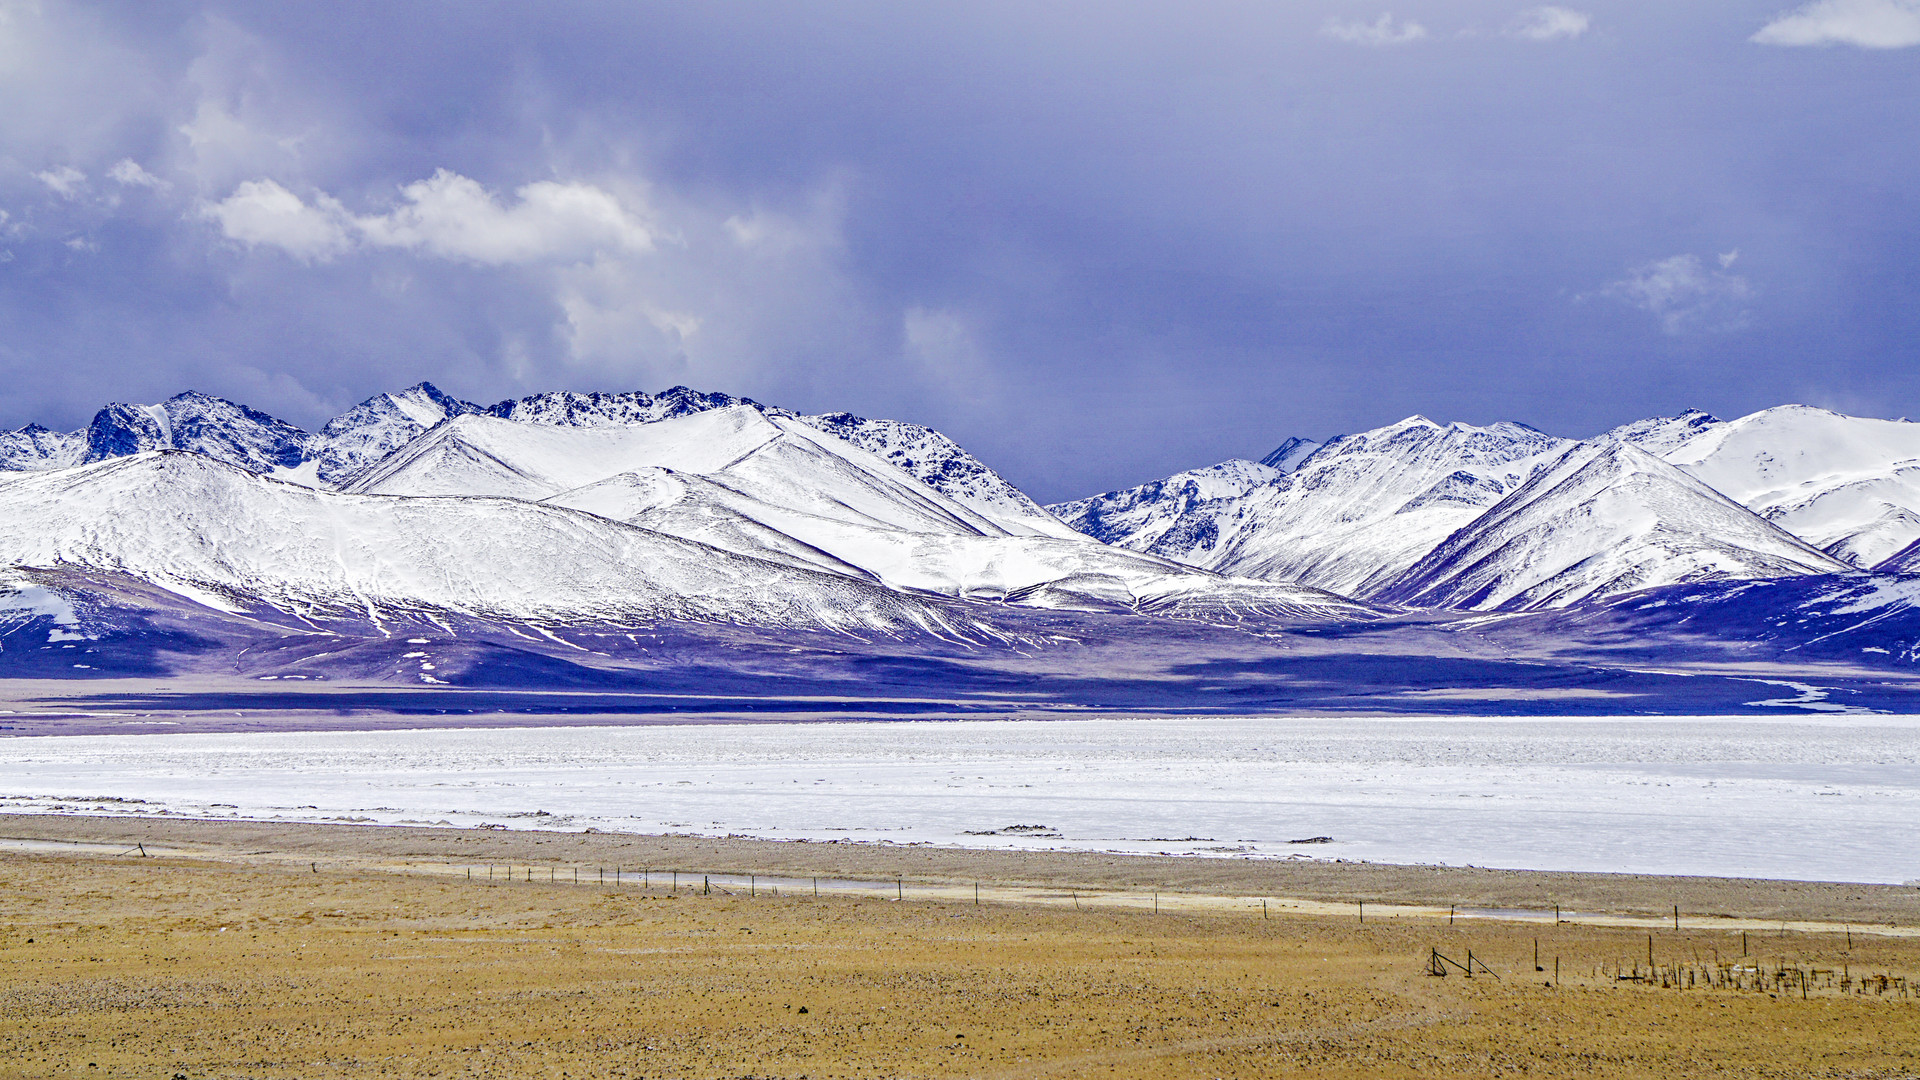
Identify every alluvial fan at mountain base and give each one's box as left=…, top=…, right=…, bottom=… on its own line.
left=8, top=384, right=1920, bottom=718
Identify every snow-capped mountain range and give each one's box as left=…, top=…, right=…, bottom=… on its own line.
left=0, top=383, right=1363, bottom=636
left=1053, top=404, right=1920, bottom=612
left=8, top=382, right=1920, bottom=662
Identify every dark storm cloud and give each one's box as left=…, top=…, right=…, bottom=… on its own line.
left=0, top=1, right=1915, bottom=500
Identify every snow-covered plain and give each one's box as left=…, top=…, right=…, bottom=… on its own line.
left=3, top=716, right=1917, bottom=884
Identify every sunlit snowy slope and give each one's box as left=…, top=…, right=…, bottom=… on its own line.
left=1054, top=415, right=1572, bottom=597
left=2, top=382, right=1068, bottom=535
left=10, top=382, right=1920, bottom=661
left=348, top=408, right=1358, bottom=615
left=1377, top=441, right=1848, bottom=610
left=0, top=452, right=971, bottom=634
left=0, top=386, right=1364, bottom=636
left=1054, top=405, right=1920, bottom=608
left=1658, top=406, right=1920, bottom=568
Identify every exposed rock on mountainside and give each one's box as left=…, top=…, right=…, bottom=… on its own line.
left=82, top=392, right=310, bottom=473
left=0, top=424, right=84, bottom=471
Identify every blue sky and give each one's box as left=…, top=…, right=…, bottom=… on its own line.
left=0, top=1, right=1915, bottom=500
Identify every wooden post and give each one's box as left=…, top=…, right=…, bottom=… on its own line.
left=1358, top=900, right=1364, bottom=923
left=813, top=877, right=818, bottom=898
left=897, top=876, right=903, bottom=900
left=751, top=874, right=756, bottom=898
left=1534, top=939, right=1540, bottom=972
left=1648, top=935, right=1654, bottom=967
left=1263, top=899, right=1268, bottom=920
left=703, top=875, right=709, bottom=895
left=1673, top=904, right=1679, bottom=931
left=1449, top=904, right=1454, bottom=925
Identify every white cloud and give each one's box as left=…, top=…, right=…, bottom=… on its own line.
left=202, top=170, right=654, bottom=267
left=1752, top=0, right=1920, bottom=47
left=904, top=306, right=998, bottom=409
left=1321, top=13, right=1428, bottom=46
left=106, top=158, right=168, bottom=189
left=355, top=170, right=654, bottom=265
left=1505, top=7, right=1591, bottom=40
left=553, top=255, right=703, bottom=366
left=199, top=178, right=353, bottom=262
left=33, top=164, right=84, bottom=199
left=1719, top=248, right=1740, bottom=269
left=1602, top=253, right=1754, bottom=334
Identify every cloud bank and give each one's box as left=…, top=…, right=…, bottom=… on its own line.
left=0, top=3, right=1915, bottom=503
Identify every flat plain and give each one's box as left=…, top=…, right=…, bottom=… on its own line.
left=2, top=816, right=1919, bottom=1079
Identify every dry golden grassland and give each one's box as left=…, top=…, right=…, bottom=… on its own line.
left=1, top=823, right=1918, bottom=1079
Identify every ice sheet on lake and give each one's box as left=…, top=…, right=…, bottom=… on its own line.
left=2, top=715, right=1917, bottom=884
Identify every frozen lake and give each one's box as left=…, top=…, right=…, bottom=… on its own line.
left=2, top=715, right=1917, bottom=883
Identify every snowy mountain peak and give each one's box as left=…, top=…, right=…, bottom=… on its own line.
left=1378, top=439, right=1850, bottom=611
left=385, top=382, right=476, bottom=428
left=0, top=422, right=85, bottom=471
left=792, top=410, right=1074, bottom=537
left=1258, top=437, right=1321, bottom=473
left=1046, top=459, right=1282, bottom=549
left=81, top=392, right=309, bottom=474
left=1661, top=404, right=1920, bottom=568
left=1606, top=408, right=1724, bottom=455
left=311, top=383, right=486, bottom=486
left=1053, top=412, right=1574, bottom=599
left=485, top=386, right=761, bottom=427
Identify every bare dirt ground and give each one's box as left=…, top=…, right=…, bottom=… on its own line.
left=7, top=813, right=1920, bottom=926
left=2, top=815, right=1918, bottom=1079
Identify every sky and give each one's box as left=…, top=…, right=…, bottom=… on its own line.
left=0, top=0, right=1916, bottom=501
